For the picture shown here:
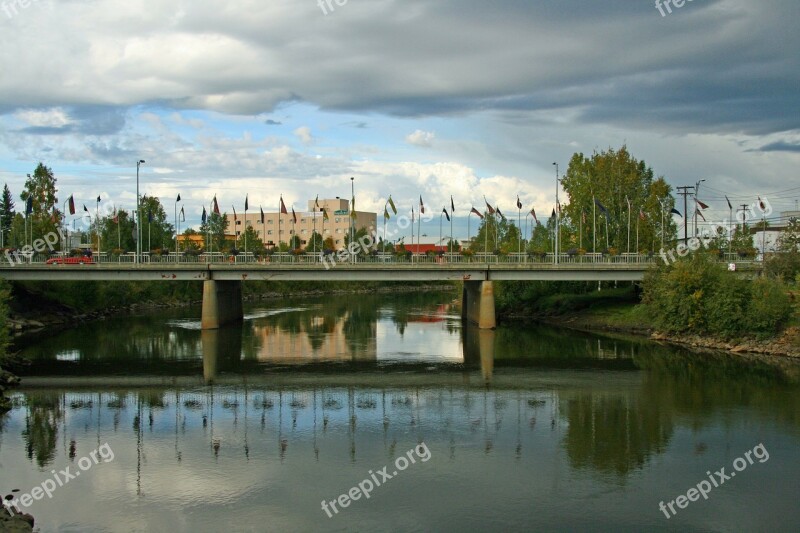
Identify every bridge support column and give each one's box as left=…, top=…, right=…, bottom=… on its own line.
left=201, top=280, right=243, bottom=330
left=462, top=280, right=496, bottom=329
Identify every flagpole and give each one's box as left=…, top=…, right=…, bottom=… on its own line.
left=244, top=197, right=248, bottom=257
left=579, top=210, right=583, bottom=252
left=278, top=196, right=282, bottom=252
left=174, top=197, right=178, bottom=256
left=626, top=196, right=631, bottom=255
left=96, top=197, right=101, bottom=254
left=439, top=209, right=443, bottom=256
left=450, top=200, right=454, bottom=254
left=636, top=209, right=640, bottom=253
left=593, top=196, right=596, bottom=255
left=517, top=205, right=521, bottom=258
left=118, top=208, right=121, bottom=250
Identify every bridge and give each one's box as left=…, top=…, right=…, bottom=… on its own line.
left=0, top=252, right=760, bottom=330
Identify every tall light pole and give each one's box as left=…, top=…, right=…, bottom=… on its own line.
left=136, top=160, right=145, bottom=264
left=350, top=176, right=355, bottom=257
left=553, top=162, right=559, bottom=264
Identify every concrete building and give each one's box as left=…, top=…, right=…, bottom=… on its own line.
left=225, top=198, right=377, bottom=250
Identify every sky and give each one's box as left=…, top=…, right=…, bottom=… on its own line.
left=1, top=0, right=799, bottom=239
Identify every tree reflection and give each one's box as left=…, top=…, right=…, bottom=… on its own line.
left=22, top=393, right=63, bottom=467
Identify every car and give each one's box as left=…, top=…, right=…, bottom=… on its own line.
left=46, top=256, right=95, bottom=265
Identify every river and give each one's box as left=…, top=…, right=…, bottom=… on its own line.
left=3, top=290, right=800, bottom=532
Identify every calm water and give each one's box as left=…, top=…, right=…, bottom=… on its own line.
left=3, top=291, right=800, bottom=532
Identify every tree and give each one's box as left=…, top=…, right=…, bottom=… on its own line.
left=181, top=228, right=202, bottom=251
left=199, top=212, right=229, bottom=252
left=306, top=231, right=324, bottom=253
left=139, top=195, right=174, bottom=251
left=100, top=209, right=135, bottom=252
left=561, top=146, right=676, bottom=254
left=0, top=184, right=14, bottom=245
left=20, top=162, right=60, bottom=241
left=289, top=234, right=302, bottom=250
left=527, top=221, right=552, bottom=254
left=236, top=225, right=263, bottom=253
left=323, top=236, right=335, bottom=251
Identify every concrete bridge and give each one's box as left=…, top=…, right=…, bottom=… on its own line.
left=0, top=252, right=760, bottom=330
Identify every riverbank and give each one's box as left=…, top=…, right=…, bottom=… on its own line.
left=8, top=282, right=458, bottom=336
left=518, top=298, right=800, bottom=359
left=0, top=508, right=34, bottom=532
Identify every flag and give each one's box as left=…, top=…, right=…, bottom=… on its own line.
left=388, top=195, right=397, bottom=215
left=411, top=206, right=415, bottom=223
left=451, top=196, right=455, bottom=213
left=112, top=208, right=118, bottom=224
left=68, top=195, right=75, bottom=215
left=582, top=210, right=586, bottom=224
left=315, top=195, right=320, bottom=210
left=696, top=198, right=709, bottom=210
left=384, top=208, right=390, bottom=221
left=697, top=209, right=706, bottom=222
left=213, top=196, right=220, bottom=215
left=530, top=207, right=538, bottom=223
left=322, top=207, right=329, bottom=221
left=639, top=209, right=646, bottom=221
left=496, top=207, right=505, bottom=220
left=292, top=207, right=297, bottom=224
left=280, top=197, right=288, bottom=215
left=419, top=195, right=425, bottom=214
left=83, top=204, right=88, bottom=213
left=670, top=208, right=682, bottom=217
left=245, top=195, right=249, bottom=211
left=551, top=208, right=556, bottom=218
left=726, top=196, right=732, bottom=210
left=180, top=206, right=185, bottom=222
left=25, top=197, right=33, bottom=215
left=758, top=196, right=766, bottom=210
left=202, top=207, right=207, bottom=224
left=232, top=206, right=237, bottom=221
left=594, top=198, right=611, bottom=220
left=484, top=197, right=495, bottom=215
left=97, top=195, right=101, bottom=203
left=148, top=210, right=153, bottom=223
left=176, top=193, right=181, bottom=202
left=442, top=207, right=450, bottom=222
left=260, top=207, right=265, bottom=223
left=470, top=207, right=484, bottom=219
left=516, top=196, right=522, bottom=210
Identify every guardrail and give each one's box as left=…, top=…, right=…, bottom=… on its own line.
left=0, top=250, right=765, bottom=267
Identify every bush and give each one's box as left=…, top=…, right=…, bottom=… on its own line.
left=642, top=253, right=792, bottom=338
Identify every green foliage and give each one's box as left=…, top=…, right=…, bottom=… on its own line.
left=0, top=279, right=10, bottom=360
left=469, top=214, right=521, bottom=253
left=199, top=212, right=229, bottom=251
left=561, top=146, right=675, bottom=254
left=642, top=253, right=791, bottom=338
left=236, top=224, right=264, bottom=253
left=306, top=231, right=324, bottom=252
left=19, top=163, right=61, bottom=243
left=1, top=184, right=14, bottom=245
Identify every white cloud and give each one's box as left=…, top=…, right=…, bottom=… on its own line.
left=293, top=126, right=313, bottom=145
left=406, top=130, right=435, bottom=148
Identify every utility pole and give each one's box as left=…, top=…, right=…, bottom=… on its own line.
left=676, top=186, right=695, bottom=244
left=738, top=204, right=750, bottom=233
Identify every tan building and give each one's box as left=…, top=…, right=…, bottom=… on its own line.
left=225, top=198, right=377, bottom=250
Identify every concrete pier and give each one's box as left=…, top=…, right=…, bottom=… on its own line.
left=462, top=280, right=496, bottom=329
left=201, top=280, right=244, bottom=330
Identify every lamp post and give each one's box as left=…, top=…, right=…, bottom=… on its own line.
left=350, top=177, right=355, bottom=258
left=136, top=160, right=145, bottom=264
left=553, top=162, right=559, bottom=264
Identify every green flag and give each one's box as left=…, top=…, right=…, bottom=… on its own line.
left=388, top=196, right=397, bottom=215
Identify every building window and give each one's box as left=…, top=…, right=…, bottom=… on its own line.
left=267, top=230, right=273, bottom=235
left=268, top=220, right=273, bottom=224
left=335, top=217, right=340, bottom=223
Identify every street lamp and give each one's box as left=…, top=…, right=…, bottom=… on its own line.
left=136, top=160, right=145, bottom=264
left=553, top=162, right=560, bottom=264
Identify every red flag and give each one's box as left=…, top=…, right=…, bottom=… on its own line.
left=696, top=209, right=706, bottom=222
left=530, top=208, right=538, bottom=223
left=213, top=196, right=220, bottom=215
left=484, top=197, right=495, bottom=215
left=639, top=209, right=646, bottom=221
left=696, top=199, right=709, bottom=210
left=470, top=207, right=484, bottom=219
left=280, top=197, right=288, bottom=214
left=68, top=195, right=75, bottom=215
left=516, top=196, right=522, bottom=210
left=112, top=208, right=119, bottom=223
left=292, top=207, right=297, bottom=224
left=232, top=206, right=237, bottom=221
left=758, top=196, right=766, bottom=210
left=260, top=207, right=264, bottom=223
left=419, top=195, right=425, bottom=214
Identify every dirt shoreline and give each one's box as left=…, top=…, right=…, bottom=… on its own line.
left=505, top=310, right=800, bottom=359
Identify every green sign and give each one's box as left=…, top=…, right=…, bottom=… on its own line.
left=334, top=209, right=349, bottom=215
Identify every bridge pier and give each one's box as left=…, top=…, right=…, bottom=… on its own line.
left=201, top=280, right=244, bottom=330
left=462, top=280, right=496, bottom=329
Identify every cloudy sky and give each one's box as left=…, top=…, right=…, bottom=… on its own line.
left=1, top=0, right=798, bottom=237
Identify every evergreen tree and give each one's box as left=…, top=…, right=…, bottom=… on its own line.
left=0, top=184, right=14, bottom=245
left=20, top=162, right=60, bottom=241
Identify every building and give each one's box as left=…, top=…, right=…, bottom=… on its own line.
left=225, top=198, right=377, bottom=250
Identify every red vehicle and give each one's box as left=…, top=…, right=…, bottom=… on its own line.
left=46, top=256, right=95, bottom=265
